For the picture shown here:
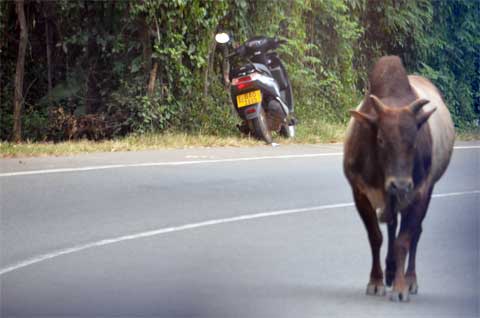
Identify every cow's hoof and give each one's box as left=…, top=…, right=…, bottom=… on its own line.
left=409, top=283, right=418, bottom=295
left=385, top=271, right=395, bottom=287
left=366, top=281, right=386, bottom=296
left=405, top=274, right=418, bottom=295
left=390, top=289, right=410, bottom=302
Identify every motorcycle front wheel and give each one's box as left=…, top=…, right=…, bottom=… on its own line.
left=249, top=108, right=272, bottom=144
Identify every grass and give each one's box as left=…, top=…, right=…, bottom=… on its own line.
left=0, top=133, right=261, bottom=158
left=1, top=122, right=478, bottom=158
left=456, top=126, right=480, bottom=141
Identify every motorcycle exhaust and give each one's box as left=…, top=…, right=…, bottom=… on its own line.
left=288, top=125, right=295, bottom=137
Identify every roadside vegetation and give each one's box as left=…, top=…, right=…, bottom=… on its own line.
left=1, top=1, right=479, bottom=155
left=2, top=124, right=478, bottom=158
left=0, top=118, right=346, bottom=157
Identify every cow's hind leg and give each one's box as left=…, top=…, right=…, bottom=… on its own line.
left=352, top=187, right=385, bottom=296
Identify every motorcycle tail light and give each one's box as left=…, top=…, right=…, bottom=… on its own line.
left=237, top=82, right=253, bottom=90
left=232, top=72, right=260, bottom=86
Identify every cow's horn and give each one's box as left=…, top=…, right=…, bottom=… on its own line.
left=408, top=98, right=430, bottom=114
left=369, top=95, right=388, bottom=114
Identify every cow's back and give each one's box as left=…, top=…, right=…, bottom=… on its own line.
left=409, top=75, right=455, bottom=184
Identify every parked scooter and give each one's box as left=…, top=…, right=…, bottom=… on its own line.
left=215, top=32, right=296, bottom=143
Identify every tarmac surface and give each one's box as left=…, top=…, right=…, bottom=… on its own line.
left=1, top=142, right=479, bottom=317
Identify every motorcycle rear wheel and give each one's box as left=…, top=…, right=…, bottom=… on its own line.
left=249, top=108, right=272, bottom=144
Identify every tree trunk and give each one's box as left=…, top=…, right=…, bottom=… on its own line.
left=147, top=62, right=158, bottom=97
left=13, top=0, right=28, bottom=142
left=222, top=45, right=230, bottom=87
left=203, top=34, right=217, bottom=97
left=85, top=1, right=101, bottom=114
left=44, top=3, right=53, bottom=97
left=141, top=15, right=152, bottom=73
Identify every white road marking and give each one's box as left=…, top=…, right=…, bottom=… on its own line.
left=452, top=146, right=480, bottom=149
left=1, top=145, right=478, bottom=178
left=0, top=190, right=478, bottom=276
left=432, top=191, right=480, bottom=198
left=0, top=153, right=342, bottom=177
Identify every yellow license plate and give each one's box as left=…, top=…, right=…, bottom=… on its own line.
left=237, top=90, right=262, bottom=108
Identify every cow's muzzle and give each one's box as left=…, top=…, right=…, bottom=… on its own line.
left=385, top=177, right=413, bottom=196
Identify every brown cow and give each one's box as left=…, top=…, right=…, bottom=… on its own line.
left=343, top=56, right=455, bottom=302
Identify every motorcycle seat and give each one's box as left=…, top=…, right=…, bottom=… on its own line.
left=252, top=63, right=272, bottom=77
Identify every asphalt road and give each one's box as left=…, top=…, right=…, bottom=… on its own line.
left=1, top=142, right=479, bottom=317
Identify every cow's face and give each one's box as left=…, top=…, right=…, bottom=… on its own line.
left=351, top=95, right=436, bottom=197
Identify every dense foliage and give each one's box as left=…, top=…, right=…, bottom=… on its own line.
left=1, top=0, right=479, bottom=141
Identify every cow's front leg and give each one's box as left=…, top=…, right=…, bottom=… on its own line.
left=405, top=226, right=422, bottom=294
left=405, top=187, right=431, bottom=295
left=385, top=214, right=398, bottom=287
left=352, top=187, right=385, bottom=296
left=390, top=225, right=411, bottom=302
left=405, top=187, right=433, bottom=295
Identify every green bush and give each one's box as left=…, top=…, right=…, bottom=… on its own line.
left=106, top=80, right=171, bottom=135
left=182, top=81, right=240, bottom=136
left=1, top=0, right=478, bottom=141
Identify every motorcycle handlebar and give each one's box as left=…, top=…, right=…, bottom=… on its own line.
left=227, top=45, right=246, bottom=59
left=226, top=38, right=287, bottom=59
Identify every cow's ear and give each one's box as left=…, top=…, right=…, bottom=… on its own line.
left=350, top=110, right=377, bottom=127
left=416, top=108, right=436, bottom=128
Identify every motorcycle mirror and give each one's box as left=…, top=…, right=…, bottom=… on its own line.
left=215, top=33, right=230, bottom=44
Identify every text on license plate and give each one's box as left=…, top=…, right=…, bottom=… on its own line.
left=237, top=90, right=262, bottom=108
